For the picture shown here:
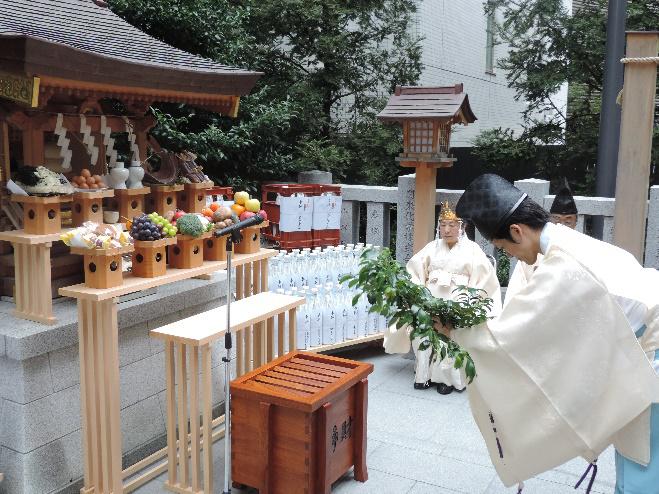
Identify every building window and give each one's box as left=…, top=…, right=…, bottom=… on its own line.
left=485, top=9, right=495, bottom=74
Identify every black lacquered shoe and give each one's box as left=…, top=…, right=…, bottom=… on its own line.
left=413, top=380, right=432, bottom=390
left=436, top=383, right=455, bottom=395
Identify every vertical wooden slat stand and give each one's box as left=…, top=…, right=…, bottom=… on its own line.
left=177, top=183, right=213, bottom=214
left=150, top=291, right=305, bottom=494
left=72, top=190, right=115, bottom=226
left=0, top=230, right=69, bottom=324
left=112, top=187, right=151, bottom=221
left=59, top=249, right=277, bottom=494
left=148, top=185, right=184, bottom=215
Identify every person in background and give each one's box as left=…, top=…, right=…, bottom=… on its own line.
left=505, top=178, right=578, bottom=305
left=383, top=202, right=501, bottom=394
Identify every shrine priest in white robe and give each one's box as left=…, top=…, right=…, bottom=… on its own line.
left=451, top=174, right=659, bottom=494
left=505, top=178, right=579, bottom=306
left=383, top=202, right=502, bottom=395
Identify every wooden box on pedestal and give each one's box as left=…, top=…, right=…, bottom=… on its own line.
left=230, top=352, right=373, bottom=494
left=148, top=185, right=184, bottom=215
left=70, top=245, right=133, bottom=289
left=12, top=194, right=72, bottom=234
left=132, top=237, right=176, bottom=278
left=203, top=233, right=227, bottom=261
left=72, top=189, right=115, bottom=226
left=111, top=187, right=151, bottom=221
left=235, top=221, right=268, bottom=255
left=177, top=182, right=213, bottom=213
left=168, top=232, right=211, bottom=269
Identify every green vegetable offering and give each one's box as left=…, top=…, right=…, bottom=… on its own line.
left=340, top=248, right=493, bottom=383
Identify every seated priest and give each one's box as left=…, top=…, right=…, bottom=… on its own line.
left=383, top=202, right=501, bottom=395
left=505, top=177, right=579, bottom=305
left=451, top=174, right=659, bottom=494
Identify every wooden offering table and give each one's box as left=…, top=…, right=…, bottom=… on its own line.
left=231, top=352, right=373, bottom=494
left=0, top=228, right=72, bottom=324
left=150, top=291, right=305, bottom=494
left=11, top=194, right=73, bottom=234
left=148, top=185, right=184, bottom=215
left=58, top=248, right=277, bottom=494
left=177, top=182, right=213, bottom=213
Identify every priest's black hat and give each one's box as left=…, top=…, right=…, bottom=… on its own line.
left=550, top=178, right=578, bottom=215
left=455, top=174, right=527, bottom=240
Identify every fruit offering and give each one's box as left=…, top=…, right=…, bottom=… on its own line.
left=72, top=168, right=106, bottom=190
left=130, top=213, right=177, bottom=241
left=228, top=191, right=268, bottom=222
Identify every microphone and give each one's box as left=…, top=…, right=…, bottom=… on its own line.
left=213, top=213, right=265, bottom=238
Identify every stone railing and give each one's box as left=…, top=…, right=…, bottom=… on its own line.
left=339, top=173, right=659, bottom=270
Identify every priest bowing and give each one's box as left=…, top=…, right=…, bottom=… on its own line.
left=451, top=174, right=659, bottom=493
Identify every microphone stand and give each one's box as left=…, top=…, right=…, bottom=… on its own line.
left=222, top=229, right=242, bottom=494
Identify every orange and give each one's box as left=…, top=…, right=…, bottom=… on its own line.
left=201, top=208, right=213, bottom=218
left=210, top=202, right=220, bottom=212
left=231, top=204, right=245, bottom=215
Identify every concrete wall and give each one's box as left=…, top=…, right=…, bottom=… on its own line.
left=0, top=273, right=231, bottom=494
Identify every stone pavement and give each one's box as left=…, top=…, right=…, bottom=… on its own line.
left=134, top=346, right=616, bottom=494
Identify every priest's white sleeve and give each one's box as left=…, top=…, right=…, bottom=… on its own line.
left=451, top=245, right=659, bottom=487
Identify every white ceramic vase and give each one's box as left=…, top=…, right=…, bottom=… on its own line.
left=109, top=162, right=129, bottom=189
left=127, top=161, right=145, bottom=189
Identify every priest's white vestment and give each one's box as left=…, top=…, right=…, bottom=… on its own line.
left=452, top=224, right=659, bottom=488
left=383, top=236, right=502, bottom=388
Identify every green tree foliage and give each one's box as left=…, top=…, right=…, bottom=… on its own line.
left=474, top=0, right=658, bottom=193
left=110, top=0, right=422, bottom=189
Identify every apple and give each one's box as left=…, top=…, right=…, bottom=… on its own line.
left=234, top=191, right=250, bottom=206
left=173, top=210, right=186, bottom=220
left=258, top=209, right=268, bottom=221
left=245, top=198, right=260, bottom=213
left=239, top=211, right=256, bottom=221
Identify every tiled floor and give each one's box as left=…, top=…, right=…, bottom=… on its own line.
left=134, top=346, right=616, bottom=493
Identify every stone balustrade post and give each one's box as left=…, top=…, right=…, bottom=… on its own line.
left=366, top=202, right=391, bottom=247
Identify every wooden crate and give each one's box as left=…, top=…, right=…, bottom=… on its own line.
left=203, top=234, right=227, bottom=261
left=147, top=185, right=184, bottom=215
left=71, top=190, right=115, bottom=226
left=231, top=352, right=373, bottom=494
left=177, top=182, right=213, bottom=213
left=111, top=187, right=151, bottom=220
left=235, top=221, right=269, bottom=255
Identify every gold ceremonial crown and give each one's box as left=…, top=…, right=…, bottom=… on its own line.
left=439, top=201, right=459, bottom=221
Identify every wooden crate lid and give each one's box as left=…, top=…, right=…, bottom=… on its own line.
left=231, top=352, right=373, bottom=412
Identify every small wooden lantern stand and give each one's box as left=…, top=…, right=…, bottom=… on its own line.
left=112, top=187, right=151, bottom=221
left=148, top=185, right=184, bottom=215
left=72, top=189, right=115, bottom=226
left=132, top=237, right=177, bottom=278
left=235, top=221, right=269, bottom=255
left=11, top=194, right=73, bottom=235
left=71, top=245, right=134, bottom=289
left=169, top=232, right=211, bottom=269
left=377, top=84, right=476, bottom=254
left=177, top=182, right=213, bottom=213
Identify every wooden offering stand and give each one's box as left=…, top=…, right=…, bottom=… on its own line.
left=132, top=237, right=177, bottom=278
left=177, top=182, right=213, bottom=214
left=11, top=194, right=73, bottom=235
left=150, top=291, right=305, bottom=494
left=168, top=232, right=211, bottom=269
left=147, top=185, right=184, bottom=215
left=235, top=220, right=269, bottom=255
left=231, top=352, right=373, bottom=494
left=70, top=245, right=134, bottom=289
left=0, top=229, right=73, bottom=325
left=72, top=190, right=115, bottom=226
left=111, top=187, right=151, bottom=220
left=59, top=249, right=277, bottom=494
left=203, top=233, right=227, bottom=261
